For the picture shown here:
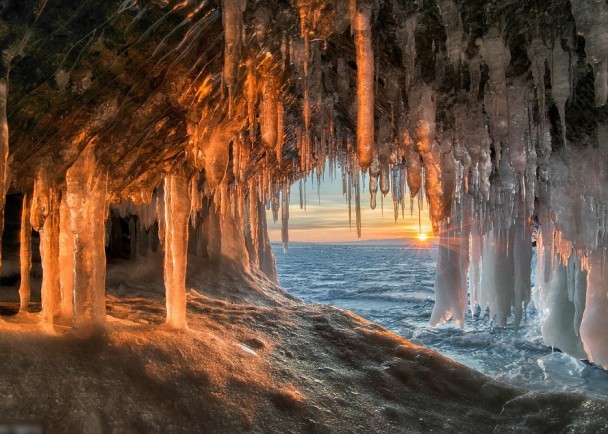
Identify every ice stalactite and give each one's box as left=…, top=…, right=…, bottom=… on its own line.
left=402, top=128, right=421, bottom=204
left=507, top=79, right=529, bottom=178
left=222, top=0, right=246, bottom=117
left=437, top=0, right=464, bottom=65
left=551, top=39, right=571, bottom=146
left=352, top=3, right=375, bottom=171
left=65, top=146, right=108, bottom=328
left=163, top=172, right=191, bottom=329
left=261, top=75, right=279, bottom=151
left=354, top=167, right=362, bottom=238
left=571, top=0, right=608, bottom=107
left=18, top=192, right=32, bottom=312
left=409, top=83, right=443, bottom=234
left=368, top=156, right=379, bottom=209
left=479, top=27, right=510, bottom=166
left=205, top=121, right=232, bottom=190
left=527, top=38, right=548, bottom=134
left=281, top=184, right=289, bottom=252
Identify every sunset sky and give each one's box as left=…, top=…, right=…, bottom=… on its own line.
left=266, top=166, right=434, bottom=243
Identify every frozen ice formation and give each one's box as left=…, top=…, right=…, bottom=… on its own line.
left=1, top=1, right=608, bottom=368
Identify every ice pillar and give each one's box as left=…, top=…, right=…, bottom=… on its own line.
left=66, top=147, right=108, bottom=328
left=163, top=172, right=191, bottom=329
left=580, top=247, right=608, bottom=368
left=0, top=69, right=8, bottom=275
left=430, top=222, right=467, bottom=328
left=39, top=188, right=61, bottom=327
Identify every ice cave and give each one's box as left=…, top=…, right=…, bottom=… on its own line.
left=1, top=0, right=608, bottom=432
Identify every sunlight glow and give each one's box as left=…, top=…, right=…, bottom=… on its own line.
left=417, top=233, right=428, bottom=241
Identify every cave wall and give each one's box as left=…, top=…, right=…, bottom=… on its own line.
left=0, top=0, right=607, bottom=366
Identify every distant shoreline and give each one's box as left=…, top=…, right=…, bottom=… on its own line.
left=270, top=238, right=438, bottom=247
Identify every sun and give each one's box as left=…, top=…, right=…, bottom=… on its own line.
left=417, top=233, right=428, bottom=241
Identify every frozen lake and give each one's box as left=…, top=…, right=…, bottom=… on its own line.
left=273, top=242, right=608, bottom=400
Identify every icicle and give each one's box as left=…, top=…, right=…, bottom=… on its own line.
left=281, top=183, right=289, bottom=252
left=18, top=193, right=32, bottom=312
left=507, top=79, right=528, bottom=176
left=354, top=168, right=362, bottom=238
left=409, top=83, right=443, bottom=234
left=222, top=0, right=246, bottom=117
left=437, top=0, right=464, bottom=65
left=205, top=121, right=232, bottom=190
left=163, top=172, right=191, bottom=329
left=271, top=184, right=280, bottom=223
left=402, top=128, right=421, bottom=200
left=479, top=27, right=510, bottom=164
left=276, top=100, right=285, bottom=163
left=261, top=75, right=279, bottom=151
left=391, top=165, right=399, bottom=222
left=551, top=39, right=570, bottom=146
left=246, top=61, right=258, bottom=139
left=353, top=4, right=375, bottom=171
left=368, top=156, right=379, bottom=209
left=570, top=0, right=608, bottom=107
left=526, top=38, right=548, bottom=134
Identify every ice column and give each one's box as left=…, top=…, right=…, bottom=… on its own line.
left=430, top=222, right=467, bottom=328
left=18, top=193, right=32, bottom=312
left=512, top=204, right=532, bottom=330
left=163, top=172, right=191, bottom=329
left=353, top=3, right=375, bottom=171
left=580, top=247, right=608, bottom=368
left=66, top=147, right=108, bottom=328
left=38, top=187, right=61, bottom=327
left=0, top=73, right=8, bottom=275
left=59, top=194, right=74, bottom=320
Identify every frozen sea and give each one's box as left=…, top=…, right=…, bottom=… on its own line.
left=273, top=242, right=608, bottom=400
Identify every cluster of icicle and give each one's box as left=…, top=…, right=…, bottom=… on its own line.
left=5, top=0, right=608, bottom=371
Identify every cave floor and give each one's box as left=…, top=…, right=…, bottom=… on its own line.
left=0, top=260, right=606, bottom=433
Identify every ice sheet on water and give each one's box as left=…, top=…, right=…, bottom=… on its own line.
left=273, top=243, right=608, bottom=400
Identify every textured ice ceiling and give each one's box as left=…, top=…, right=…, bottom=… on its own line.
left=1, top=1, right=608, bottom=367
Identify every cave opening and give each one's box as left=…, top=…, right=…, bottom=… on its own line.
left=2, top=0, right=608, bottom=431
